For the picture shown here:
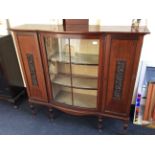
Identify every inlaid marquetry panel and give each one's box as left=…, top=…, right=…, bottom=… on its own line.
left=113, top=60, right=126, bottom=99
left=26, top=53, right=38, bottom=86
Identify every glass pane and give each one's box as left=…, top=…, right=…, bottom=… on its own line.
left=73, top=88, right=97, bottom=108
left=70, top=39, right=99, bottom=65
left=44, top=36, right=99, bottom=109
left=52, top=84, right=72, bottom=105
left=45, top=36, right=70, bottom=63
left=71, top=38, right=99, bottom=108
left=44, top=36, right=72, bottom=105
left=71, top=64, right=98, bottom=89
left=50, top=63, right=71, bottom=87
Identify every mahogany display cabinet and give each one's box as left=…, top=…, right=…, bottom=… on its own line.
left=11, top=24, right=150, bottom=130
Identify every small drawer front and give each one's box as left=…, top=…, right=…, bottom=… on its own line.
left=16, top=32, right=48, bottom=102
left=63, top=19, right=89, bottom=31
left=63, top=19, right=88, bottom=25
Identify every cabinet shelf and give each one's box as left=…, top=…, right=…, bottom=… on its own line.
left=51, top=52, right=99, bottom=65
left=55, top=91, right=72, bottom=106
left=52, top=74, right=98, bottom=90
left=55, top=90, right=96, bottom=108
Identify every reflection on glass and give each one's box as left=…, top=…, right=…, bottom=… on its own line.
left=46, top=38, right=100, bottom=65
left=45, top=37, right=70, bottom=63
left=70, top=39, right=99, bottom=65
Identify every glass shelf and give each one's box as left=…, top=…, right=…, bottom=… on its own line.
left=55, top=89, right=97, bottom=108
left=52, top=84, right=72, bottom=106
left=52, top=74, right=98, bottom=89
left=51, top=52, right=99, bottom=65
left=55, top=90, right=72, bottom=106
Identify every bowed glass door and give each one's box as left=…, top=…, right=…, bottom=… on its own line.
left=44, top=35, right=100, bottom=109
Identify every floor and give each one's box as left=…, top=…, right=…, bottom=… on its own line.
left=0, top=99, right=155, bottom=135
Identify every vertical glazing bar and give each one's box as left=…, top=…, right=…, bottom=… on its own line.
left=69, top=38, right=74, bottom=106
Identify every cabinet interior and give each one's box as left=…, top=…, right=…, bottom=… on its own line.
left=45, top=36, right=99, bottom=109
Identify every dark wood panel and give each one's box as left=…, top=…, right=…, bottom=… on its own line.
left=63, top=19, right=89, bottom=31
left=0, top=35, right=25, bottom=106
left=0, top=35, right=23, bottom=87
left=63, top=19, right=89, bottom=25
left=103, top=34, right=138, bottom=116
left=16, top=32, right=48, bottom=102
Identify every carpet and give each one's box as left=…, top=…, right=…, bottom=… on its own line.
left=0, top=99, right=155, bottom=135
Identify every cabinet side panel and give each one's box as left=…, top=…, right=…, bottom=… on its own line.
left=104, top=34, right=138, bottom=116
left=0, top=35, right=24, bottom=87
left=16, top=32, right=48, bottom=102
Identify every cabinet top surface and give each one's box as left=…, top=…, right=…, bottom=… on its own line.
left=10, top=24, right=150, bottom=34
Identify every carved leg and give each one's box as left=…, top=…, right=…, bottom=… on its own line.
left=123, top=120, right=129, bottom=130
left=98, top=116, right=103, bottom=132
left=48, top=107, right=54, bottom=120
left=29, top=104, right=37, bottom=116
left=122, top=120, right=129, bottom=134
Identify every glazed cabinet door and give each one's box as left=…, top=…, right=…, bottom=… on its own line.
left=102, top=34, right=143, bottom=118
left=15, top=32, right=48, bottom=102
left=41, top=34, right=103, bottom=110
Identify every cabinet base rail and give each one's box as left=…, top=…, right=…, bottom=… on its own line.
left=28, top=99, right=130, bottom=131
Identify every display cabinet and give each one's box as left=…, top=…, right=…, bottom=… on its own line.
left=11, top=24, right=150, bottom=130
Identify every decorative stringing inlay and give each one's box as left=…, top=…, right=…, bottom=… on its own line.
left=113, top=60, right=126, bottom=99
left=27, top=53, right=38, bottom=86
